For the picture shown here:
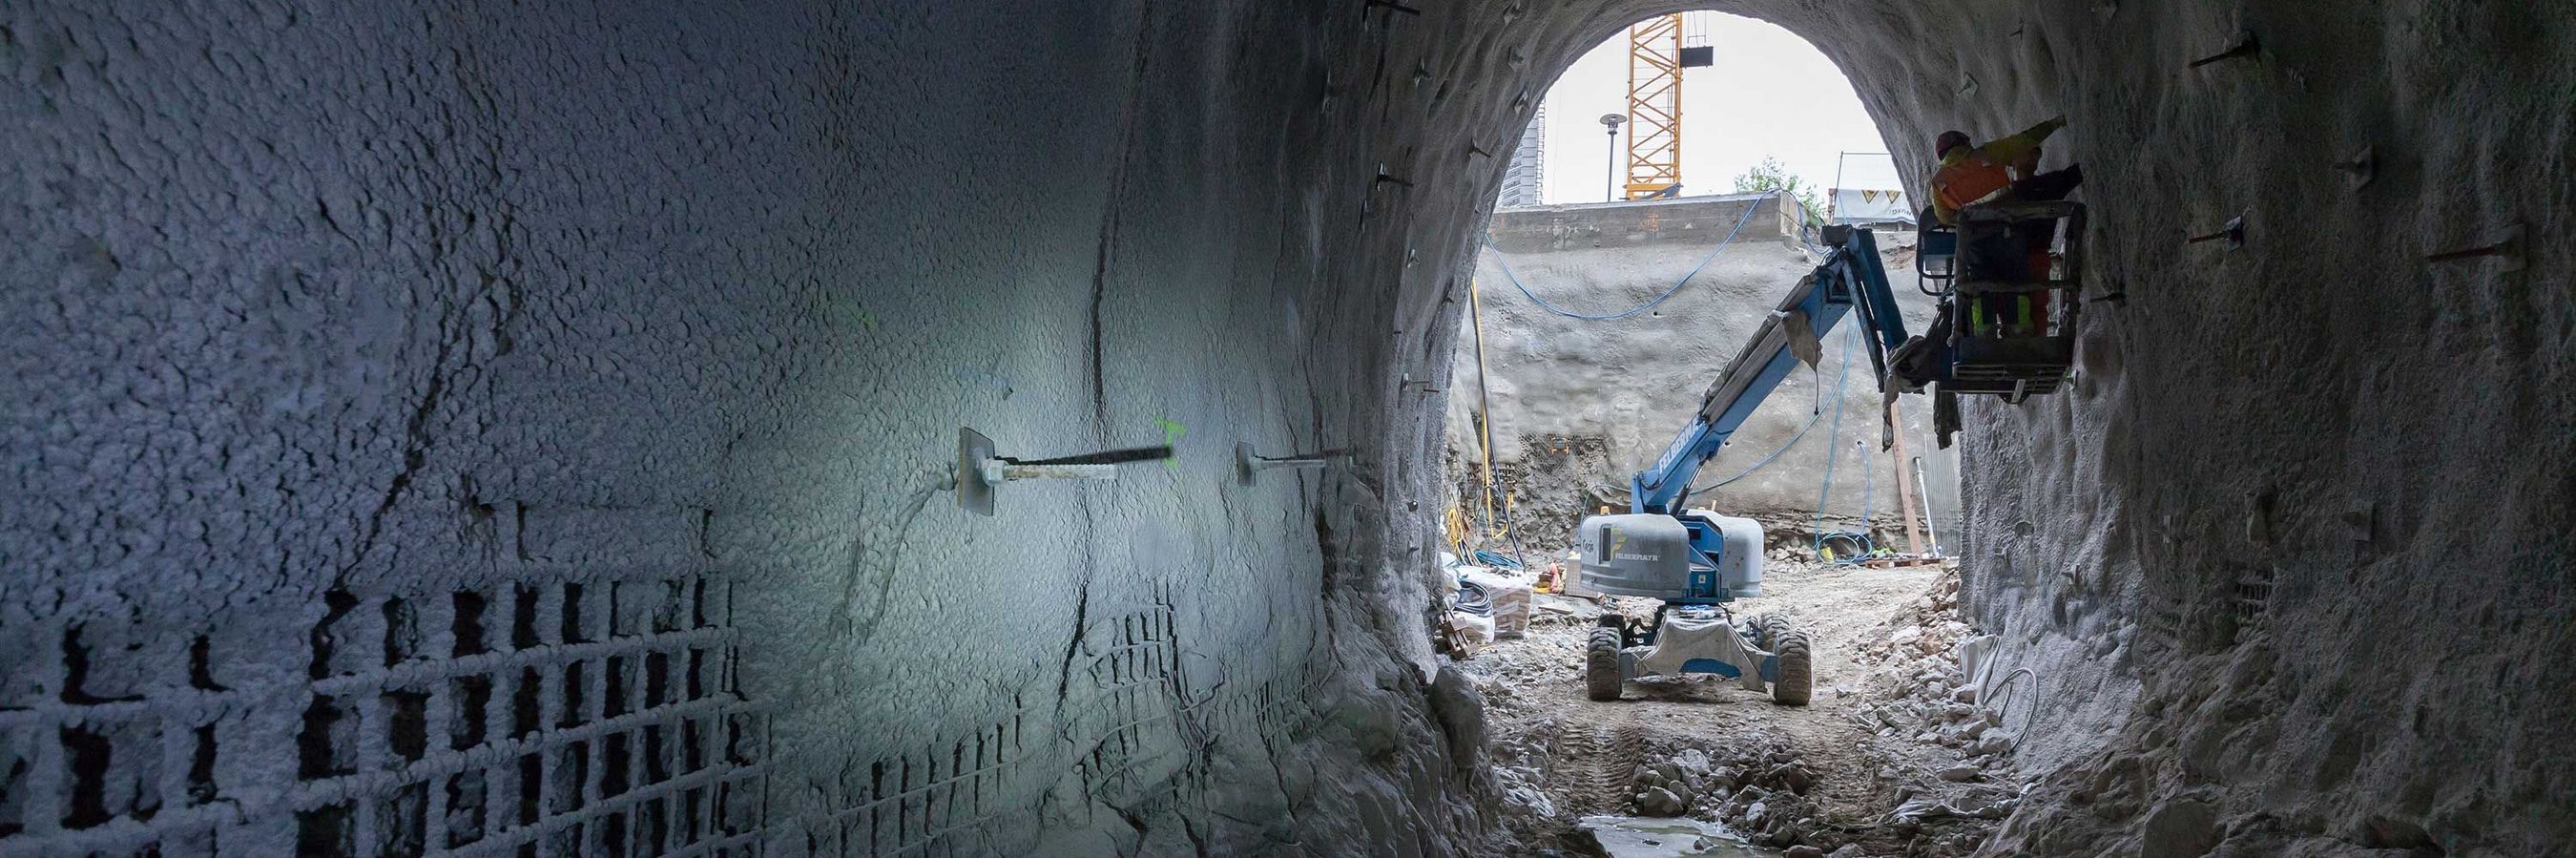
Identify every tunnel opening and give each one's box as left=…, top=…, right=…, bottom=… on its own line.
left=3, top=2, right=2570, bottom=857
left=1439, top=12, right=2024, bottom=856
left=1454, top=10, right=1945, bottom=558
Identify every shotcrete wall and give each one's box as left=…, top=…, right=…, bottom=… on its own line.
left=1739, top=2, right=2575, bottom=855
left=6, top=1, right=2571, bottom=857
left=1450, top=193, right=1962, bottom=552
left=2, top=3, right=1501, bottom=854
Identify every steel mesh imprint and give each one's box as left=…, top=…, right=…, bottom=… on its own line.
left=0, top=575, right=765, bottom=857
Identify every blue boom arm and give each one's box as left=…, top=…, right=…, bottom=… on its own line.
left=1631, top=227, right=1909, bottom=514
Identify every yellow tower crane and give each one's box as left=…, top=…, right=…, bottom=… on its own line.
left=1607, top=13, right=1710, bottom=200
left=1622, top=14, right=1686, bottom=199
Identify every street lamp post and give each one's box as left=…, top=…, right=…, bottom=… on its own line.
left=1598, top=114, right=1625, bottom=202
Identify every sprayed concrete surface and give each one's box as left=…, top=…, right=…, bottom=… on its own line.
left=1450, top=193, right=1960, bottom=550
left=1, top=3, right=1493, bottom=853
left=4, top=1, right=2572, bottom=856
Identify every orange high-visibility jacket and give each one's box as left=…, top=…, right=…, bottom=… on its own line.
left=1929, top=117, right=2066, bottom=225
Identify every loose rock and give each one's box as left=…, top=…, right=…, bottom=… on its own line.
left=1635, top=785, right=1687, bottom=817
left=1967, top=731, right=2017, bottom=757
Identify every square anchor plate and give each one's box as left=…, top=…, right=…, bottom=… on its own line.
left=958, top=428, right=997, bottom=516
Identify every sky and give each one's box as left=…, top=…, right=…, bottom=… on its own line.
left=1537, top=13, right=1899, bottom=208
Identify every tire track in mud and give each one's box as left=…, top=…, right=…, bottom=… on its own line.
left=1549, top=714, right=1652, bottom=815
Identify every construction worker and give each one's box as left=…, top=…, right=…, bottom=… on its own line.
left=2005, top=145, right=2061, bottom=336
left=1930, top=117, right=2083, bottom=336
left=1928, top=116, right=2081, bottom=226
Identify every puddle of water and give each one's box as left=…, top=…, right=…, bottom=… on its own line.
left=1577, top=815, right=1780, bottom=858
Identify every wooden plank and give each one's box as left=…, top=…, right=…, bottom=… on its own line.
left=1888, top=398, right=1927, bottom=555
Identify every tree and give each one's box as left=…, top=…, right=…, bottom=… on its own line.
left=1732, top=156, right=1825, bottom=224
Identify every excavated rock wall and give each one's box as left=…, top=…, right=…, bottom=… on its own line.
left=1688, top=2, right=2574, bottom=855
left=6, top=1, right=2569, bottom=856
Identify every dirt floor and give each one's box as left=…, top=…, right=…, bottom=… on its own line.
left=1457, top=559, right=2029, bottom=857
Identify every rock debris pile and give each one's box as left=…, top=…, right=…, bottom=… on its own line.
left=1840, top=568, right=2029, bottom=855
left=1465, top=562, right=2045, bottom=858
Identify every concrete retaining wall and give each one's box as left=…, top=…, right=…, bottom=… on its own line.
left=1448, top=193, right=1962, bottom=554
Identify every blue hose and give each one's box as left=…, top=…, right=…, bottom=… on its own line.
left=1811, top=324, right=1877, bottom=564
left=1812, top=325, right=1854, bottom=550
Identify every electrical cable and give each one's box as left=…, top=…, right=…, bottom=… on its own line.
left=1854, top=429, right=1880, bottom=563
left=1818, top=533, right=1870, bottom=560
left=1482, top=191, right=1778, bottom=322
left=1496, top=493, right=1533, bottom=576
left=1692, top=360, right=1826, bottom=492
left=1983, top=666, right=2040, bottom=733
left=1465, top=274, right=1532, bottom=574
left=1808, top=324, right=1879, bottom=565
left=1452, top=579, right=1493, bottom=617
left=1860, top=442, right=1876, bottom=521
left=1811, top=324, right=1855, bottom=554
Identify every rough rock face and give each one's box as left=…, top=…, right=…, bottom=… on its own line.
left=1876, top=3, right=2576, bottom=856
left=5, top=1, right=2570, bottom=856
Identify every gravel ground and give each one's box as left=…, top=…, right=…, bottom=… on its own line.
left=1455, top=558, right=2032, bottom=857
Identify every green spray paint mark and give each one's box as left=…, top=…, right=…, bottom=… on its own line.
left=1156, top=418, right=1186, bottom=469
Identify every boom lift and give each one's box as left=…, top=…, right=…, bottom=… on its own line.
left=1901, top=200, right=2091, bottom=443
left=1573, top=205, right=2088, bottom=704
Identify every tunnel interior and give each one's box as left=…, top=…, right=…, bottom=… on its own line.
left=4, top=2, right=2570, bottom=856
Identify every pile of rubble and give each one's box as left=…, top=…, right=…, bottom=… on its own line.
left=1850, top=570, right=2019, bottom=764
left=1558, top=732, right=1955, bottom=858
left=1478, top=710, right=1840, bottom=854
left=1838, top=568, right=2028, bottom=855
left=1680, top=743, right=1833, bottom=853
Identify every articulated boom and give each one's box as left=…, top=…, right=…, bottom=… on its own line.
left=1572, top=225, right=1909, bottom=610
left=1572, top=225, right=1905, bottom=707
left=1631, top=225, right=1909, bottom=517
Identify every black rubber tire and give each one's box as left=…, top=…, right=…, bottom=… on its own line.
left=1595, top=613, right=1628, bottom=649
left=1755, top=612, right=1792, bottom=652
left=1586, top=627, right=1625, bottom=701
left=1773, top=630, right=1814, bottom=706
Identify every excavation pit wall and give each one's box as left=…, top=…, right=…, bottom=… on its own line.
left=1449, top=193, right=1961, bottom=555
left=4, top=2, right=2571, bottom=856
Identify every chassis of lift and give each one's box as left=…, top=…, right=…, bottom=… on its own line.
left=1585, top=606, right=1812, bottom=705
